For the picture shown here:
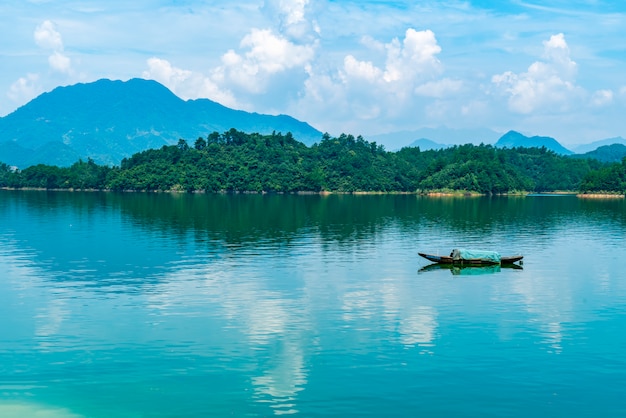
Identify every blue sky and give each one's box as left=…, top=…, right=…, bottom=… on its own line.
left=2, top=0, right=626, bottom=145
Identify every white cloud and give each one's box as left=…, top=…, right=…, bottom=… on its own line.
left=295, top=28, right=446, bottom=133
left=49, top=51, right=72, bottom=74
left=33, top=20, right=73, bottom=74
left=215, top=28, right=315, bottom=94
left=331, top=28, right=443, bottom=97
left=590, top=89, right=613, bottom=107
left=262, top=0, right=319, bottom=41
left=7, top=74, right=41, bottom=104
left=281, top=0, right=309, bottom=27
left=491, top=33, right=582, bottom=114
left=541, top=33, right=577, bottom=79
left=241, top=28, right=315, bottom=74
left=143, top=57, right=192, bottom=87
left=34, top=20, right=63, bottom=51
left=342, top=55, right=382, bottom=83
left=383, top=29, right=441, bottom=83
left=360, top=35, right=385, bottom=52
left=142, top=58, right=237, bottom=108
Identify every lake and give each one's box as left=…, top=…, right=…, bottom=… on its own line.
left=1, top=191, right=625, bottom=417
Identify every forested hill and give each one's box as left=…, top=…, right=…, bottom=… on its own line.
left=0, top=78, right=322, bottom=168
left=1, top=129, right=623, bottom=194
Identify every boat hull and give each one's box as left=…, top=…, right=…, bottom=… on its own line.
left=418, top=253, right=523, bottom=265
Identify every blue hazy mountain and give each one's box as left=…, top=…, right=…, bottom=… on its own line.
left=405, top=138, right=449, bottom=151
left=0, top=78, right=323, bottom=167
left=367, top=127, right=501, bottom=150
left=495, top=130, right=573, bottom=155
left=572, top=136, right=626, bottom=154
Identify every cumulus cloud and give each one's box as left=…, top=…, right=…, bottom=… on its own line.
left=215, top=28, right=316, bottom=94
left=49, top=51, right=72, bottom=73
left=143, top=58, right=192, bottom=87
left=342, top=55, right=382, bottom=83
left=241, top=28, right=314, bottom=74
left=262, top=0, right=320, bottom=42
left=383, top=29, right=441, bottom=83
left=590, top=89, right=613, bottom=107
left=34, top=20, right=63, bottom=51
left=34, top=20, right=72, bottom=74
left=142, top=58, right=237, bottom=107
left=295, top=28, right=447, bottom=131
left=491, top=33, right=582, bottom=114
left=142, top=2, right=319, bottom=115
left=336, top=28, right=442, bottom=94
left=319, top=27, right=444, bottom=110
left=7, top=73, right=40, bottom=103
left=360, top=35, right=386, bottom=52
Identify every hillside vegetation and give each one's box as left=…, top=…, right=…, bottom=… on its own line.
left=0, top=78, right=322, bottom=167
left=1, top=129, right=623, bottom=194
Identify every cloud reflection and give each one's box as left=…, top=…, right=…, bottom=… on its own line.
left=143, top=260, right=311, bottom=415
left=340, top=278, right=439, bottom=350
left=0, top=402, right=83, bottom=418
left=0, top=239, right=73, bottom=352
left=251, top=341, right=307, bottom=415
left=506, top=264, right=577, bottom=354
left=397, top=306, right=438, bottom=348
left=35, top=298, right=71, bottom=351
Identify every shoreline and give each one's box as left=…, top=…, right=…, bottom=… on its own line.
left=577, top=193, right=625, bottom=199
left=2, top=187, right=623, bottom=198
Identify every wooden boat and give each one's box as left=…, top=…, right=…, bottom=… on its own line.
left=418, top=251, right=523, bottom=266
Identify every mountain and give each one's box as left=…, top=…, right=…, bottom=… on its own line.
left=495, top=130, right=573, bottom=155
left=572, top=143, right=626, bottom=163
left=0, top=78, right=323, bottom=168
left=572, top=137, right=626, bottom=154
left=366, top=127, right=501, bottom=150
left=405, top=138, right=449, bottom=151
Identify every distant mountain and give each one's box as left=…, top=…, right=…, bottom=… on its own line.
left=405, top=138, right=449, bottom=151
left=572, top=137, right=626, bottom=154
left=572, top=143, right=626, bottom=163
left=495, top=130, right=573, bottom=155
left=367, top=127, right=501, bottom=150
left=0, top=78, right=322, bottom=168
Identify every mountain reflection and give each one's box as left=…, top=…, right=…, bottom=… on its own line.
left=2, top=191, right=626, bottom=416
left=1, top=191, right=625, bottom=291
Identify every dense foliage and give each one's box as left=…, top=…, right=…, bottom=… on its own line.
left=0, top=159, right=110, bottom=190
left=0, top=129, right=620, bottom=194
left=579, top=157, right=626, bottom=194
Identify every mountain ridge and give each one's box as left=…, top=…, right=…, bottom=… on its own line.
left=494, top=130, right=573, bottom=155
left=572, top=136, right=626, bottom=154
left=0, top=78, right=323, bottom=167
left=367, top=127, right=501, bottom=150
left=1, top=78, right=624, bottom=168
left=574, top=143, right=626, bottom=163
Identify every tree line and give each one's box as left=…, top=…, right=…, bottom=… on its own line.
left=1, top=129, right=624, bottom=194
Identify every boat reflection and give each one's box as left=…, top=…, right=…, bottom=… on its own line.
left=418, top=263, right=523, bottom=275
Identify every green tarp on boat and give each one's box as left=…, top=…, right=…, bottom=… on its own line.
left=452, top=249, right=501, bottom=263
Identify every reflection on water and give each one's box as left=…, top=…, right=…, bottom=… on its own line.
left=0, top=402, right=84, bottom=418
left=1, top=191, right=626, bottom=417
left=418, top=263, right=524, bottom=275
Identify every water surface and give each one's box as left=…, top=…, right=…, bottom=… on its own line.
left=1, top=191, right=625, bottom=417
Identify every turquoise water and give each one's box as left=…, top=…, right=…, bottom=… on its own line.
left=1, top=191, right=625, bottom=417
